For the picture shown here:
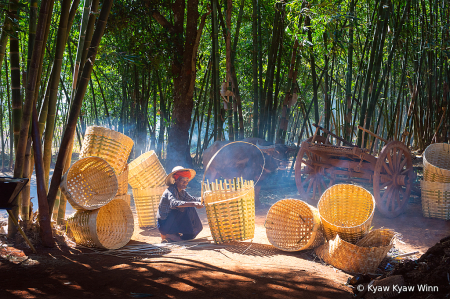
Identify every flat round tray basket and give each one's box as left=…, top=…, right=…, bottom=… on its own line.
left=420, top=180, right=450, bottom=220
left=67, top=198, right=134, bottom=249
left=128, top=151, right=167, bottom=189
left=116, top=165, right=129, bottom=196
left=315, top=229, right=395, bottom=274
left=203, top=178, right=255, bottom=244
left=132, top=186, right=167, bottom=228
left=80, top=126, right=134, bottom=175
left=423, top=143, right=450, bottom=183
left=60, top=157, right=118, bottom=210
left=265, top=199, right=324, bottom=251
left=318, top=184, right=375, bottom=244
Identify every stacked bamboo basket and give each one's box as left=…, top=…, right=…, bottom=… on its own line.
left=264, top=184, right=395, bottom=274
left=63, top=126, right=135, bottom=250
left=128, top=151, right=167, bottom=228
left=421, top=143, right=450, bottom=220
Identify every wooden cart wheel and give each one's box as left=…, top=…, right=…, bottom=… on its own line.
left=373, top=141, right=414, bottom=218
left=294, top=136, right=334, bottom=203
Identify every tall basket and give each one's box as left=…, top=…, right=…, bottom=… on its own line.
left=67, top=198, right=134, bottom=249
left=80, top=126, right=134, bottom=175
left=203, top=178, right=255, bottom=244
left=420, top=181, right=450, bottom=220
left=423, top=143, right=450, bottom=183
left=265, top=199, right=324, bottom=251
left=318, top=184, right=375, bottom=244
left=60, top=157, right=118, bottom=210
left=128, top=151, right=167, bottom=189
left=116, top=165, right=129, bottom=196
left=132, top=186, right=167, bottom=228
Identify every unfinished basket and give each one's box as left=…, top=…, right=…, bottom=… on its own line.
left=60, top=157, right=118, bottom=210
left=315, top=229, right=395, bottom=274
left=116, top=165, right=129, bottom=196
left=420, top=181, right=450, bottom=220
left=80, top=126, right=134, bottom=175
left=203, top=178, right=255, bottom=244
left=318, top=184, right=375, bottom=244
left=132, top=186, right=166, bottom=228
left=115, top=194, right=131, bottom=205
left=265, top=199, right=324, bottom=251
left=128, top=151, right=167, bottom=189
left=67, top=198, right=134, bottom=249
left=423, top=143, right=450, bottom=183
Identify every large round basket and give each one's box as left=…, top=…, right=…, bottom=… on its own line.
left=128, top=151, right=167, bottom=189
left=132, top=186, right=166, bottom=228
left=265, top=199, right=324, bottom=251
left=67, top=198, right=134, bottom=249
left=203, top=178, right=255, bottom=244
left=420, top=180, right=450, bottom=220
left=315, top=229, right=395, bottom=274
left=318, top=184, right=375, bottom=244
left=80, top=126, right=134, bottom=175
left=116, top=165, right=129, bottom=196
left=60, top=157, right=118, bottom=210
left=423, top=143, right=450, bottom=183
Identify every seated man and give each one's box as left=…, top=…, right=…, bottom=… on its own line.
left=156, top=166, right=204, bottom=242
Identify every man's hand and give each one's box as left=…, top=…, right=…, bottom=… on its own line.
left=194, top=202, right=204, bottom=209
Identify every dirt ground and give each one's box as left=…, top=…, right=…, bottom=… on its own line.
left=1, top=167, right=450, bottom=299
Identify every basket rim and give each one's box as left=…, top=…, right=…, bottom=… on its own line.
left=423, top=143, right=450, bottom=171
left=85, top=125, right=134, bottom=144
left=318, top=184, right=375, bottom=230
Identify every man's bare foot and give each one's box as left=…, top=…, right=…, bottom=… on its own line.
left=161, top=233, right=182, bottom=242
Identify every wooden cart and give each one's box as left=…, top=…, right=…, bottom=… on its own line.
left=294, top=125, right=416, bottom=218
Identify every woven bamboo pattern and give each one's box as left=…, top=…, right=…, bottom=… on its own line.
left=115, top=194, right=131, bottom=205
left=132, top=186, right=167, bottom=228
left=315, top=229, right=395, bottom=274
left=265, top=199, right=324, bottom=251
left=128, top=151, right=167, bottom=189
left=116, top=165, right=129, bottom=196
left=423, top=143, right=450, bottom=183
left=67, top=198, right=134, bottom=249
left=60, top=157, right=118, bottom=210
left=203, top=178, right=255, bottom=244
left=318, top=184, right=375, bottom=244
left=420, top=181, right=450, bottom=220
left=80, top=126, right=134, bottom=175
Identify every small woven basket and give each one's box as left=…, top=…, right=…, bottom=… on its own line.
left=60, top=157, right=118, bottom=210
left=67, top=198, right=134, bottom=249
left=80, top=126, right=134, bottom=175
left=318, top=184, right=375, bottom=244
left=423, top=143, right=450, bottom=183
left=265, top=199, right=324, bottom=251
left=132, top=186, right=166, bottom=228
left=203, top=178, right=255, bottom=244
left=128, top=151, right=167, bottom=189
left=420, top=180, right=450, bottom=220
left=116, top=165, right=129, bottom=196
left=115, top=194, right=131, bottom=205
left=315, top=229, right=395, bottom=274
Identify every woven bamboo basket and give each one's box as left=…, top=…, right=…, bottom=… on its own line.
left=60, top=157, right=118, bottom=210
left=265, top=199, right=324, bottom=251
left=67, top=198, right=134, bottom=249
left=318, top=184, right=375, bottom=244
left=203, top=178, right=255, bottom=244
left=315, top=229, right=395, bottom=274
left=115, top=194, right=131, bottom=205
left=116, top=165, right=129, bottom=196
left=423, top=143, right=450, bottom=183
left=132, top=186, right=166, bottom=228
left=80, top=126, right=134, bottom=175
left=420, top=180, right=450, bottom=220
left=128, top=151, right=167, bottom=189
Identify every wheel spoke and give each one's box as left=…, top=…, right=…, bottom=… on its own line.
left=398, top=158, right=407, bottom=172
left=306, top=178, right=314, bottom=194
left=382, top=160, right=393, bottom=176
left=312, top=180, right=317, bottom=200
left=380, top=180, right=392, bottom=189
left=301, top=175, right=312, bottom=187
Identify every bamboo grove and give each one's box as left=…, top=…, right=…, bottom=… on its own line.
left=0, top=0, right=449, bottom=243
